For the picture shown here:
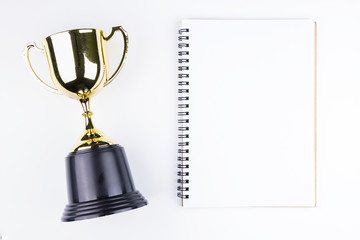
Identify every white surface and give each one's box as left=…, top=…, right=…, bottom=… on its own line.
left=182, top=19, right=315, bottom=207
left=0, top=0, right=359, bottom=239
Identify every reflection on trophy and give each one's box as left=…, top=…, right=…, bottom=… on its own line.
left=24, top=26, right=147, bottom=222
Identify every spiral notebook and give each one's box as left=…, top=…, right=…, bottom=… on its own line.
left=177, top=19, right=316, bottom=207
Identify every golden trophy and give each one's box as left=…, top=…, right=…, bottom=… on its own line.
left=24, top=26, right=147, bottom=222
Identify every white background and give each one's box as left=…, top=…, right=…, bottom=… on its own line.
left=0, top=0, right=359, bottom=239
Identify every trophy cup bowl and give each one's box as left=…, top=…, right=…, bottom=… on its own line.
left=24, top=26, right=147, bottom=222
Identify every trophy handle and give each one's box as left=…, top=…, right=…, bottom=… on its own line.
left=23, top=42, right=60, bottom=94
left=103, top=26, right=129, bottom=87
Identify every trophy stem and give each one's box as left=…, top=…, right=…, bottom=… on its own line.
left=80, top=98, right=95, bottom=131
left=71, top=98, right=114, bottom=152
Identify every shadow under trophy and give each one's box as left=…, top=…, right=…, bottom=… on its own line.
left=24, top=26, right=147, bottom=222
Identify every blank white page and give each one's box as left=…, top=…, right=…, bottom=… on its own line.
left=179, top=19, right=316, bottom=207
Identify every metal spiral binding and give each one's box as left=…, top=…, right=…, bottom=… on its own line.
left=177, top=28, right=190, bottom=200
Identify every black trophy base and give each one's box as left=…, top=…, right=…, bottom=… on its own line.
left=62, top=144, right=147, bottom=222
left=62, top=190, right=147, bottom=222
